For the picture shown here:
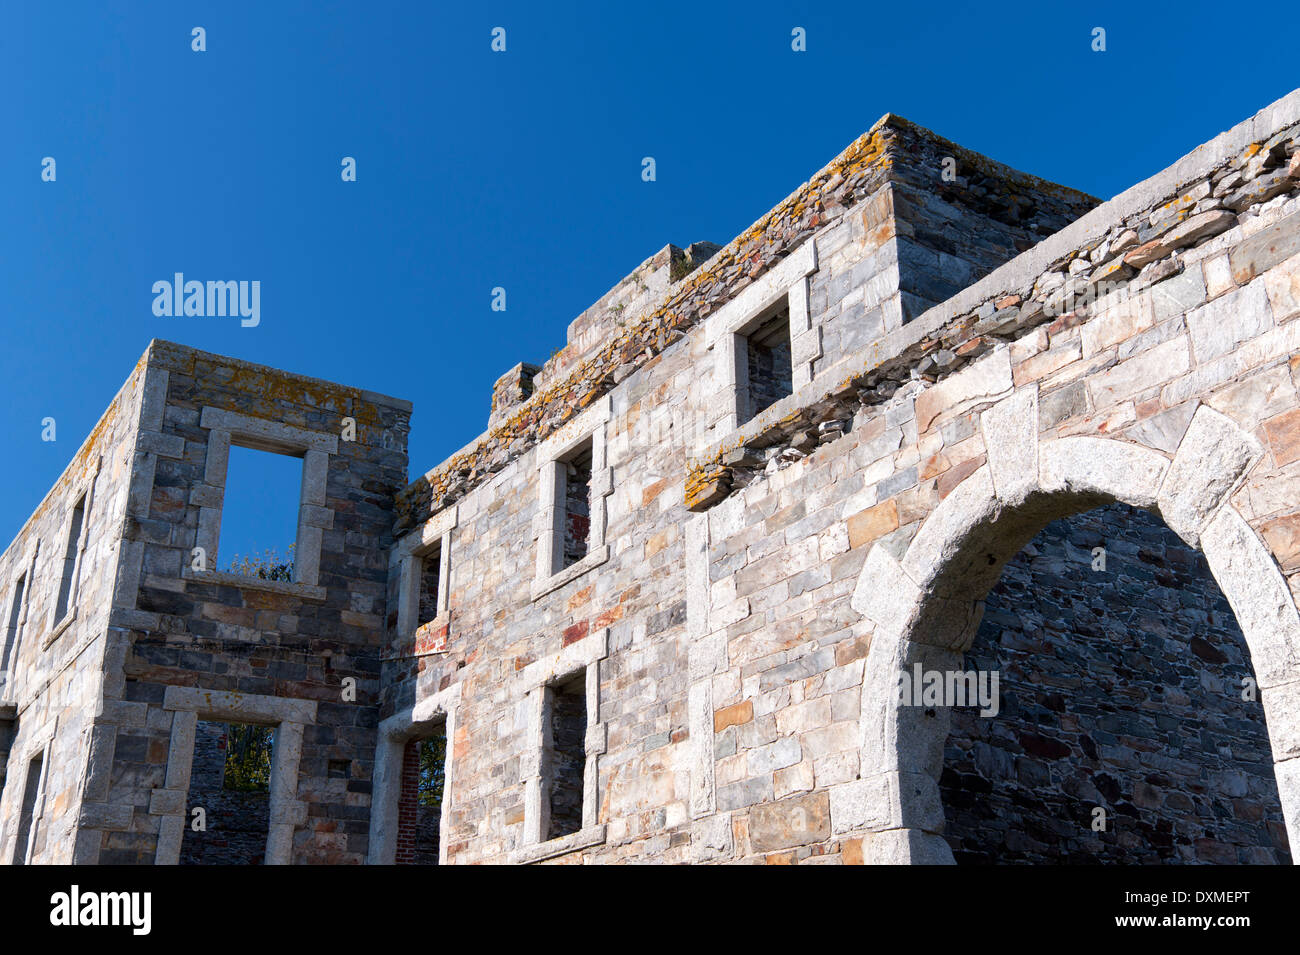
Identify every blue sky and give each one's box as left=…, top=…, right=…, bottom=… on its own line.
left=3, top=0, right=1297, bottom=560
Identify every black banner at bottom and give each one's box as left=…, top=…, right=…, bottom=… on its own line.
left=0, top=863, right=1292, bottom=943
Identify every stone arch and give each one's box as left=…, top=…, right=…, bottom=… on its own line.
left=849, top=391, right=1300, bottom=864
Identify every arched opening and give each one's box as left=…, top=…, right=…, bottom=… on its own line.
left=851, top=428, right=1300, bottom=865
left=941, top=501, right=1291, bottom=864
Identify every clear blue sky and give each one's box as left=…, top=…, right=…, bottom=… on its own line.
left=3, top=0, right=1297, bottom=560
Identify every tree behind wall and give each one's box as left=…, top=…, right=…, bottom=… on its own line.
left=224, top=724, right=274, bottom=793
left=226, top=545, right=295, bottom=582
left=418, top=734, right=445, bottom=807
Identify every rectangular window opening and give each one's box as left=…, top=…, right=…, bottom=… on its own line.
left=221, top=444, right=303, bottom=582
left=54, top=495, right=86, bottom=622
left=179, top=720, right=275, bottom=865
left=12, top=752, right=44, bottom=865
left=417, top=543, right=442, bottom=628
left=397, top=726, right=448, bottom=865
left=561, top=443, right=593, bottom=570
left=1, top=572, right=27, bottom=676
left=741, top=299, right=793, bottom=424
left=546, top=670, right=587, bottom=840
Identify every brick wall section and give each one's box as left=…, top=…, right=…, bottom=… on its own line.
left=394, top=734, right=444, bottom=864
left=395, top=738, right=419, bottom=864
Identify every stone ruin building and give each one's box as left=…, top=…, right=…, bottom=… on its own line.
left=3, top=89, right=1300, bottom=865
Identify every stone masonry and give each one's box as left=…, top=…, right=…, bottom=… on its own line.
left=945, top=503, right=1289, bottom=864
left=4, top=90, right=1300, bottom=864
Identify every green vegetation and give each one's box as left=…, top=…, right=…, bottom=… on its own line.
left=227, top=544, right=295, bottom=581
left=670, top=255, right=698, bottom=282
left=418, top=735, right=447, bottom=807
left=223, top=724, right=274, bottom=793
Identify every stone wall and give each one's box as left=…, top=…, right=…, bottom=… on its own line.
left=395, top=113, right=1097, bottom=538
left=178, top=721, right=272, bottom=865
left=744, top=318, right=794, bottom=423
left=5, top=90, right=1300, bottom=866
left=548, top=679, right=586, bottom=839
left=0, top=352, right=148, bottom=864
left=417, top=555, right=440, bottom=627
left=374, top=107, right=1105, bottom=865
left=81, top=341, right=410, bottom=864
left=394, top=736, right=445, bottom=865
left=944, top=502, right=1290, bottom=864
left=364, top=90, right=1300, bottom=865
left=812, top=116, right=1100, bottom=371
